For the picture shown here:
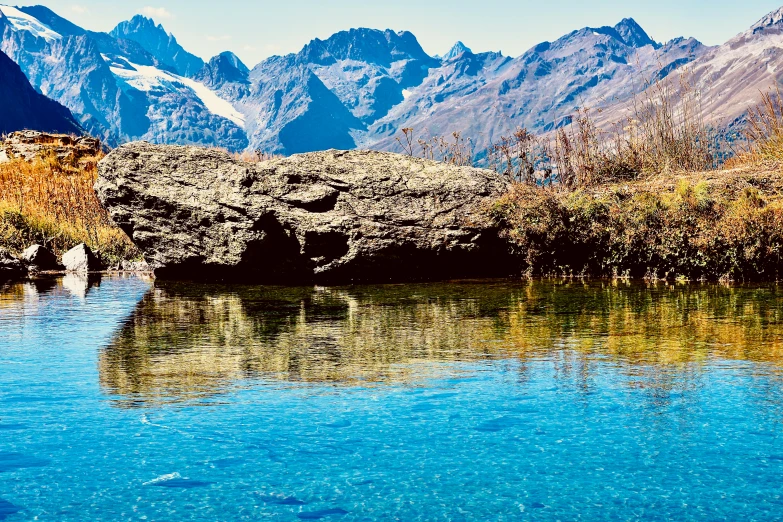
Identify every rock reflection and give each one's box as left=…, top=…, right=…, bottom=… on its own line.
left=98, top=280, right=783, bottom=406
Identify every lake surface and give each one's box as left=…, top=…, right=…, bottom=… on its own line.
left=1, top=275, right=783, bottom=521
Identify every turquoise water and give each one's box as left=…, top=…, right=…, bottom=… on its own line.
left=1, top=276, right=783, bottom=521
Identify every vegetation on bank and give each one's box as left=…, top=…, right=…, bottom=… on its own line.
left=490, top=168, right=783, bottom=281
left=397, top=70, right=783, bottom=281
left=0, top=152, right=139, bottom=265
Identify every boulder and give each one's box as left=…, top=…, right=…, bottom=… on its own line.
left=22, top=244, right=59, bottom=270
left=0, top=248, right=25, bottom=281
left=61, top=243, right=100, bottom=272
left=96, top=143, right=516, bottom=284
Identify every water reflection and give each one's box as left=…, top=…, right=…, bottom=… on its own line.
left=96, top=280, right=783, bottom=405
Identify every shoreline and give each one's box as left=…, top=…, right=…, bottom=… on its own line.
left=3, top=144, right=783, bottom=284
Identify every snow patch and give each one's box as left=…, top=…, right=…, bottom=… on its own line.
left=0, top=5, right=61, bottom=41
left=181, top=77, right=246, bottom=126
left=110, top=61, right=246, bottom=126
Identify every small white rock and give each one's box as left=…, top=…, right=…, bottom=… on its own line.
left=61, top=243, right=100, bottom=272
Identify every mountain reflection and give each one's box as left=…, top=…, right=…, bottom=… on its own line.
left=96, top=280, right=783, bottom=406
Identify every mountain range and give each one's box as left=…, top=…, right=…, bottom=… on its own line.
left=1, top=4, right=782, bottom=154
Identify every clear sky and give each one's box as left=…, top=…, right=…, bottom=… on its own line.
left=20, top=0, right=783, bottom=66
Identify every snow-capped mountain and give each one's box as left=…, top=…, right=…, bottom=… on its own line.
left=0, top=47, right=81, bottom=134
left=222, top=28, right=441, bottom=153
left=306, top=29, right=439, bottom=124
left=0, top=5, right=246, bottom=149
left=2, top=4, right=780, bottom=155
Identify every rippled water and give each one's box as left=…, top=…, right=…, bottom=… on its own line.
left=2, top=275, right=783, bottom=520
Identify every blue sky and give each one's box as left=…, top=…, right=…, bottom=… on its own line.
left=24, top=0, right=783, bottom=66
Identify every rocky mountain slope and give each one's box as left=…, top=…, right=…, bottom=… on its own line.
left=677, top=6, right=783, bottom=125
left=0, top=48, right=81, bottom=135
left=590, top=7, right=783, bottom=135
left=365, top=19, right=709, bottom=152
left=2, top=4, right=780, bottom=154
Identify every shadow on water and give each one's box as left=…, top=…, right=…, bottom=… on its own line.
left=93, top=279, right=783, bottom=407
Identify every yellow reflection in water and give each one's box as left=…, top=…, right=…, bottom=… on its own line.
left=4, top=277, right=782, bottom=406
left=95, top=280, right=783, bottom=405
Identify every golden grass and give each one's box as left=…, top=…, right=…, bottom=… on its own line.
left=725, top=87, right=783, bottom=168
left=0, top=153, right=139, bottom=264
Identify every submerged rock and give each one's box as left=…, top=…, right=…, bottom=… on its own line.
left=61, top=243, right=100, bottom=272
left=22, top=244, right=59, bottom=270
left=96, top=143, right=515, bottom=284
left=0, top=249, right=25, bottom=281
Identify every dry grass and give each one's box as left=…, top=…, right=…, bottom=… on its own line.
left=395, top=78, right=783, bottom=281
left=726, top=87, right=783, bottom=167
left=0, top=152, right=139, bottom=264
left=551, top=68, right=719, bottom=187
left=397, top=66, right=726, bottom=188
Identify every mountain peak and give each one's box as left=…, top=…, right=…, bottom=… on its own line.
left=443, top=41, right=472, bottom=61
left=217, top=51, right=249, bottom=74
left=195, top=51, right=250, bottom=88
left=749, top=6, right=783, bottom=34
left=110, top=14, right=204, bottom=76
left=613, top=18, right=658, bottom=48
left=297, top=27, right=433, bottom=66
left=111, top=15, right=170, bottom=44
left=120, top=14, right=165, bottom=35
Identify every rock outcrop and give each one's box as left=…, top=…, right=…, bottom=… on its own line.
left=1, top=131, right=101, bottom=164
left=96, top=143, right=515, bottom=284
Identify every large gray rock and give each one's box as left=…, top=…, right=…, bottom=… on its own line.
left=0, top=248, right=25, bottom=281
left=22, top=244, right=59, bottom=270
left=96, top=143, right=515, bottom=284
left=62, top=243, right=100, bottom=272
